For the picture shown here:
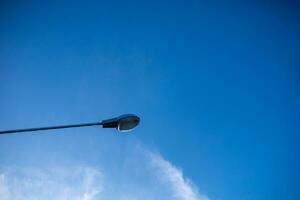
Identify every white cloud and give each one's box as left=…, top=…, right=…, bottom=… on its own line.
left=0, top=167, right=102, bottom=200
left=0, top=151, right=209, bottom=200
left=149, top=152, right=209, bottom=200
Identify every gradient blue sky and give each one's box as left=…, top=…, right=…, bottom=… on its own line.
left=0, top=1, right=299, bottom=200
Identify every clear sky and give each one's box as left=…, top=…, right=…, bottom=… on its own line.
left=0, top=1, right=299, bottom=200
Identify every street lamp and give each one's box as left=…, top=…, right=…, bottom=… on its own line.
left=0, top=114, right=140, bottom=135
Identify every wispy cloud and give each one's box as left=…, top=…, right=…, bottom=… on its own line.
left=0, top=150, right=209, bottom=200
left=150, top=152, right=209, bottom=200
left=0, top=167, right=102, bottom=200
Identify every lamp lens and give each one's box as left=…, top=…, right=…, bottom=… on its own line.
left=118, top=116, right=140, bottom=132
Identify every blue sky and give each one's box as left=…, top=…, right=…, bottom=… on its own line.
left=0, top=1, right=299, bottom=199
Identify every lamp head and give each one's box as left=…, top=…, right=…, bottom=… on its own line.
left=101, top=114, right=140, bottom=133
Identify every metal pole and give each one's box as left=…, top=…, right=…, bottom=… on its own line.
left=0, top=122, right=103, bottom=135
